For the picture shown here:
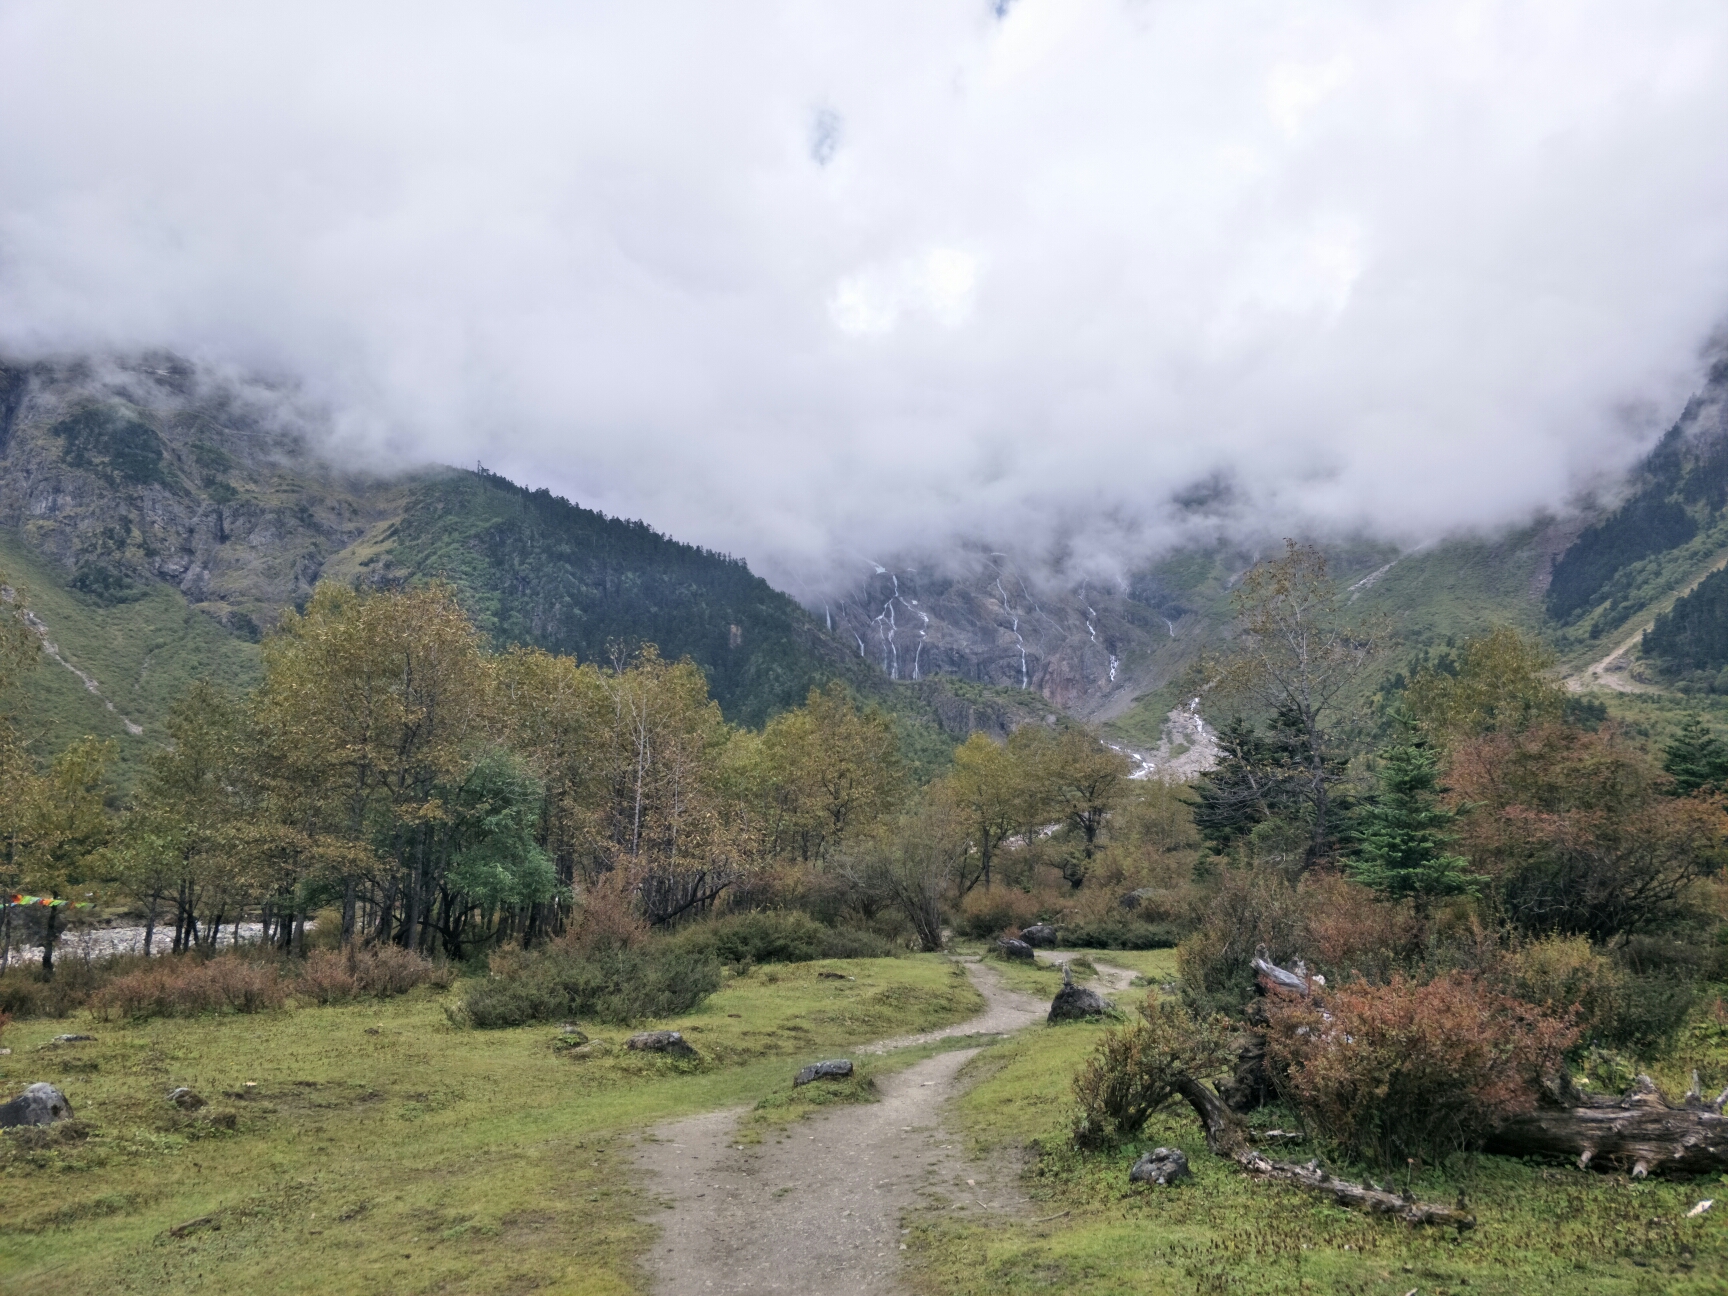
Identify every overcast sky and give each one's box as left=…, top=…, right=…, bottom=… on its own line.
left=3, top=1, right=1727, bottom=592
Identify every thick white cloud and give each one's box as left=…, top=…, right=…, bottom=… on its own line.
left=2, top=0, right=1726, bottom=591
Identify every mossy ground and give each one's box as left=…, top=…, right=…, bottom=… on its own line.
left=0, top=955, right=980, bottom=1295
left=905, top=974, right=1728, bottom=1296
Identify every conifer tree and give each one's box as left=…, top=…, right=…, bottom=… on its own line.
left=1348, top=735, right=1479, bottom=913
left=1661, top=715, right=1728, bottom=795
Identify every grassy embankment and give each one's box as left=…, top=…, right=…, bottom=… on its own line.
left=0, top=955, right=981, bottom=1296
left=907, top=957, right=1728, bottom=1296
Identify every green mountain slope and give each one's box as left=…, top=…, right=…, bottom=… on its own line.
left=0, top=355, right=1049, bottom=782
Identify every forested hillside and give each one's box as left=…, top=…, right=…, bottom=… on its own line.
left=0, top=355, right=1048, bottom=781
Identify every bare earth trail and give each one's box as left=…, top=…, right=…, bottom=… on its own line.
left=631, top=961, right=1048, bottom=1296
left=1565, top=541, right=1728, bottom=694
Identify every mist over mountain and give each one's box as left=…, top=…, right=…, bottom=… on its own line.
left=3, top=2, right=1727, bottom=591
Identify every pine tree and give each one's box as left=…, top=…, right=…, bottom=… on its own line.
left=1348, top=737, right=1480, bottom=912
left=1661, top=715, right=1728, bottom=795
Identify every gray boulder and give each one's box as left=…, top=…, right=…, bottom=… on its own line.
left=50, top=1033, right=96, bottom=1044
left=1118, top=887, right=1157, bottom=912
left=626, top=1030, right=697, bottom=1058
left=167, top=1087, right=206, bottom=1111
left=997, top=937, right=1035, bottom=962
left=0, top=1083, right=75, bottom=1128
left=1020, top=923, right=1058, bottom=948
left=1048, top=981, right=1111, bottom=1023
left=1129, top=1147, right=1190, bottom=1186
left=793, top=1059, right=854, bottom=1087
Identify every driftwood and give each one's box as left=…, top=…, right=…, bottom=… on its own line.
left=1169, top=1075, right=1476, bottom=1229
left=1486, top=1073, right=1728, bottom=1178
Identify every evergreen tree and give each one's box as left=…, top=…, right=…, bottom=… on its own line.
left=1661, top=715, right=1728, bottom=795
left=1348, top=736, right=1480, bottom=912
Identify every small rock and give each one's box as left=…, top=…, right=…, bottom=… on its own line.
left=1020, top=923, right=1058, bottom=949
left=1118, top=887, right=1156, bottom=912
left=167, top=1087, right=206, bottom=1111
left=997, top=938, right=1035, bottom=962
left=793, top=1059, right=854, bottom=1087
left=1129, top=1147, right=1190, bottom=1186
left=625, top=1030, right=697, bottom=1058
left=558, top=1025, right=589, bottom=1042
left=51, top=1033, right=96, bottom=1044
left=0, top=1082, right=75, bottom=1128
left=1048, top=982, right=1111, bottom=1023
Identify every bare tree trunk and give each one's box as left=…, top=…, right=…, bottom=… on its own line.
left=1169, top=1075, right=1476, bottom=1229
left=1485, top=1075, right=1728, bottom=1178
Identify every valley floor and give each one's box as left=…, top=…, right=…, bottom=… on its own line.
left=3, top=948, right=1725, bottom=1295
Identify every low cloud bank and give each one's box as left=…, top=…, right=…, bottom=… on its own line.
left=2, top=1, right=1726, bottom=591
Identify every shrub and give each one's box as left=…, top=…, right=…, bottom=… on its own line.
left=1497, top=934, right=1697, bottom=1056
left=1265, top=972, right=1578, bottom=1167
left=297, top=950, right=358, bottom=1004
left=668, top=911, right=894, bottom=965
left=1175, top=866, right=1310, bottom=1015
left=1056, top=917, right=1181, bottom=950
left=455, top=943, right=721, bottom=1028
left=1072, top=998, right=1232, bottom=1149
left=91, top=954, right=287, bottom=1021
left=953, top=887, right=1046, bottom=939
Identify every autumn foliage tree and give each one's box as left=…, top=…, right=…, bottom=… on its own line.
left=1447, top=722, right=1727, bottom=942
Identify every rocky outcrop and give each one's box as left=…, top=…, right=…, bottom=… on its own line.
left=1048, top=981, right=1112, bottom=1023
left=793, top=1059, right=854, bottom=1086
left=626, top=1030, right=697, bottom=1058
left=1129, top=1147, right=1190, bottom=1186
left=1020, top=923, right=1057, bottom=948
left=0, top=1082, right=75, bottom=1127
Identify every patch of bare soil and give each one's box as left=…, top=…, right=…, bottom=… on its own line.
left=631, top=962, right=1045, bottom=1295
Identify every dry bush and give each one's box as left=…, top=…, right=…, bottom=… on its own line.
left=1301, top=874, right=1423, bottom=982
left=562, top=879, right=649, bottom=954
left=91, top=954, right=287, bottom=1021
left=297, top=945, right=445, bottom=1003
left=357, top=943, right=450, bottom=994
left=1175, top=866, right=1311, bottom=1014
left=1265, top=972, right=1578, bottom=1167
left=297, top=950, right=359, bottom=1004
left=953, top=885, right=1047, bottom=939
left=1177, top=867, right=1428, bottom=1014
left=1072, top=998, right=1233, bottom=1149
left=1448, top=723, right=1728, bottom=941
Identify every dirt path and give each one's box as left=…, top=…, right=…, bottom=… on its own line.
left=632, top=962, right=1046, bottom=1295
left=1565, top=543, right=1728, bottom=694
left=1035, top=949, right=1139, bottom=994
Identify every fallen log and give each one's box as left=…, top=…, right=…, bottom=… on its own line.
left=1169, top=1076, right=1476, bottom=1230
left=1486, top=1073, right=1728, bottom=1178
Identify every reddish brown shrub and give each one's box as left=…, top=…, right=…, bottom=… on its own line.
left=91, top=954, right=287, bottom=1020
left=297, top=950, right=359, bottom=1004
left=1448, top=723, right=1728, bottom=941
left=1300, top=873, right=1423, bottom=981
left=1265, top=971, right=1578, bottom=1166
left=351, top=944, right=447, bottom=995
left=297, top=945, right=441, bottom=1003
left=954, top=885, right=1046, bottom=939
left=562, top=879, right=649, bottom=954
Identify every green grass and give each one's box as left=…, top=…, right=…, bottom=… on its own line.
left=904, top=1005, right=1728, bottom=1296
left=1, top=528, right=261, bottom=787
left=0, top=955, right=981, bottom=1296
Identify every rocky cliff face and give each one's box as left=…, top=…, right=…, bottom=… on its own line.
left=0, top=355, right=407, bottom=636
left=820, top=554, right=1215, bottom=724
